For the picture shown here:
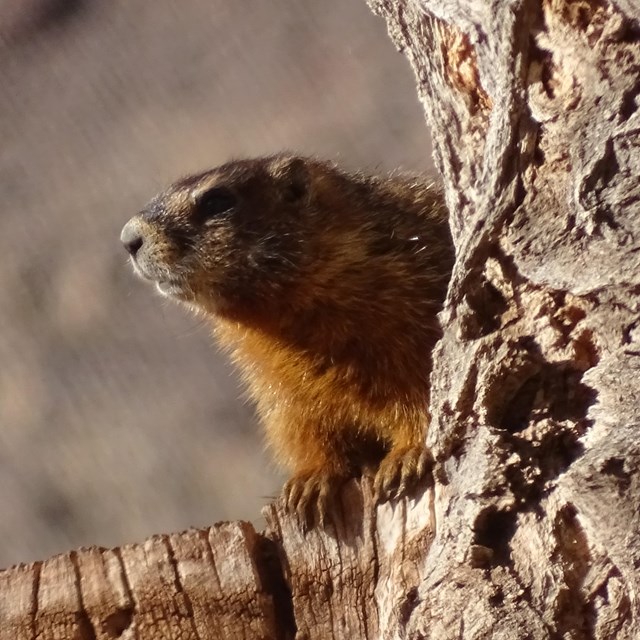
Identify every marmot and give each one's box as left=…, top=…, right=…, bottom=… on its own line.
left=120, top=154, right=454, bottom=524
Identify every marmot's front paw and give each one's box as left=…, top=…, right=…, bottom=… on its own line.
left=373, top=445, right=433, bottom=503
left=283, top=470, right=348, bottom=530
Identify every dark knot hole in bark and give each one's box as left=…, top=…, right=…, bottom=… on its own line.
left=459, top=277, right=510, bottom=340
left=472, top=508, right=517, bottom=567
left=495, top=362, right=596, bottom=435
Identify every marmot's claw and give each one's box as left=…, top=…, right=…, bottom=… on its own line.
left=374, top=446, right=433, bottom=503
left=283, top=471, right=347, bottom=530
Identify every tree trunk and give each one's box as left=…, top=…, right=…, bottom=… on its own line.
left=364, top=0, right=640, bottom=637
left=2, top=0, right=640, bottom=638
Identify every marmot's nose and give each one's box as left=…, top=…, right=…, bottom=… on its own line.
left=120, top=219, right=144, bottom=256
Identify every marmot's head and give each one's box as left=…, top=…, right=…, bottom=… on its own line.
left=122, top=155, right=448, bottom=328
left=120, top=155, right=320, bottom=317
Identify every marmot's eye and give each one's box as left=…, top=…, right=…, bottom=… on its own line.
left=197, top=187, right=236, bottom=219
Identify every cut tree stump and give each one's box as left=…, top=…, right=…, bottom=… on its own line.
left=2, top=0, right=640, bottom=638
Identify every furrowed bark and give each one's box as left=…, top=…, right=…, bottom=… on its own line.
left=363, top=0, right=640, bottom=637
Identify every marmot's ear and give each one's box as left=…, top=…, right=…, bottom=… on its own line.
left=270, top=156, right=309, bottom=202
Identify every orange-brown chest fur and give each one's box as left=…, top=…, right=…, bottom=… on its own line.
left=214, top=319, right=430, bottom=471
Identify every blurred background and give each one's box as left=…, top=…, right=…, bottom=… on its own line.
left=0, top=0, right=432, bottom=568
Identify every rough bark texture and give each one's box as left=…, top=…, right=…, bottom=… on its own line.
left=363, top=0, right=640, bottom=637
left=1, top=482, right=435, bottom=639
left=0, top=522, right=290, bottom=640
left=2, top=0, right=640, bottom=638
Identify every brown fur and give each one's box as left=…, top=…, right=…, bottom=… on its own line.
left=121, top=154, right=454, bottom=523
